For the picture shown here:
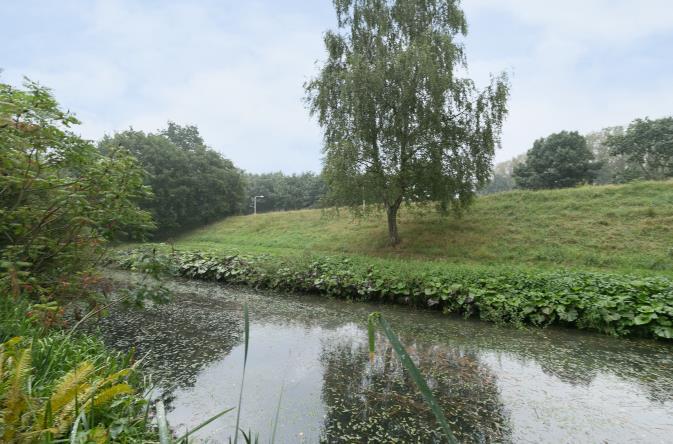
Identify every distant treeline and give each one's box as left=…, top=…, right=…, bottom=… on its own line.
left=100, top=114, right=673, bottom=237
left=99, top=123, right=326, bottom=238
left=100, top=123, right=246, bottom=238
left=482, top=116, right=673, bottom=193
left=243, top=172, right=326, bottom=214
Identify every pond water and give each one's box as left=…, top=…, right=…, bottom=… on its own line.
left=93, top=272, right=673, bottom=443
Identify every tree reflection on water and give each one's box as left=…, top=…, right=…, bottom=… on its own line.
left=319, top=333, right=511, bottom=443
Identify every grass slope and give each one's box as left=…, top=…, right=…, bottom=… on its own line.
left=176, top=180, right=673, bottom=275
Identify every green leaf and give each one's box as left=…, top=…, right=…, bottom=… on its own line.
left=560, top=308, right=578, bottom=322
left=633, top=313, right=657, bottom=325
left=654, top=326, right=673, bottom=339
left=376, top=316, right=458, bottom=444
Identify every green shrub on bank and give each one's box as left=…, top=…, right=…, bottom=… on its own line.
left=117, top=248, right=673, bottom=339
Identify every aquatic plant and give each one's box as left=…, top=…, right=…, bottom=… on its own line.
left=368, top=312, right=458, bottom=443
left=117, top=248, right=673, bottom=339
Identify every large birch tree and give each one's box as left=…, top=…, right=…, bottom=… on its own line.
left=306, top=0, right=509, bottom=245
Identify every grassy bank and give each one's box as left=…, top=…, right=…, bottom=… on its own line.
left=130, top=181, right=673, bottom=340
left=175, top=180, right=673, bottom=275
left=117, top=248, right=673, bottom=339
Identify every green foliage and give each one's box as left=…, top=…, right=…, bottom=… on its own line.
left=306, top=0, right=509, bottom=244
left=606, top=116, right=673, bottom=181
left=480, top=153, right=526, bottom=194
left=0, top=329, right=156, bottom=442
left=0, top=80, right=153, bottom=302
left=514, top=131, right=600, bottom=189
left=244, top=172, right=326, bottom=214
left=117, top=248, right=673, bottom=339
left=585, top=126, right=630, bottom=184
left=99, top=122, right=245, bottom=238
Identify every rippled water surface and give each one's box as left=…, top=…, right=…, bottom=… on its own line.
left=94, top=272, right=673, bottom=443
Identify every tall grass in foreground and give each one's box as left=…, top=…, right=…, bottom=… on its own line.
left=0, top=332, right=155, bottom=442
left=369, top=313, right=458, bottom=443
left=156, top=303, right=262, bottom=444
left=157, top=307, right=456, bottom=443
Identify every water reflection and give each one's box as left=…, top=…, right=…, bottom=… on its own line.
left=319, top=334, right=511, bottom=442
left=91, top=272, right=673, bottom=443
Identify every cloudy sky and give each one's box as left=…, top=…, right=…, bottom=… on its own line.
left=3, top=0, right=673, bottom=173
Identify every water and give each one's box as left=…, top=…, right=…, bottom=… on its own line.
left=94, top=272, right=673, bottom=443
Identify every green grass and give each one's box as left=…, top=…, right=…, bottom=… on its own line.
left=174, top=180, right=673, bottom=276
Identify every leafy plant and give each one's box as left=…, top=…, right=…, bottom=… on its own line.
left=0, top=336, right=144, bottom=443
left=117, top=248, right=673, bottom=339
left=0, top=80, right=153, bottom=305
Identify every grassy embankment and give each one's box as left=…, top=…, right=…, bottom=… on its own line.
left=176, top=180, right=673, bottom=276
left=121, top=181, right=673, bottom=339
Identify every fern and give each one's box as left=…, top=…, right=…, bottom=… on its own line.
left=0, top=337, right=140, bottom=442
left=88, top=383, right=134, bottom=410
left=96, top=368, right=133, bottom=388
left=47, top=361, right=95, bottom=414
left=1, top=346, right=32, bottom=443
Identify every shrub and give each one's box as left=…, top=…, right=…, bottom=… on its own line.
left=0, top=80, right=153, bottom=304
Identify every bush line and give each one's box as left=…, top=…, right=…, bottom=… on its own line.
left=116, top=248, right=673, bottom=339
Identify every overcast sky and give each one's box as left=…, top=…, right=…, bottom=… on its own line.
left=3, top=0, right=673, bottom=173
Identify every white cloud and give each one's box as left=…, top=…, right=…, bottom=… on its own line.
left=462, top=0, right=673, bottom=161
left=465, top=0, right=673, bottom=43
left=3, top=0, right=672, bottom=170
left=4, top=0, right=327, bottom=173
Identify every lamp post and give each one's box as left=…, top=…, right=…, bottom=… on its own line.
left=253, top=195, right=264, bottom=215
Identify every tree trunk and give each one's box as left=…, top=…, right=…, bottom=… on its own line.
left=386, top=201, right=401, bottom=246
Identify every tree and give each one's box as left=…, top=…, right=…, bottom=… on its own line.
left=0, top=80, right=153, bottom=300
left=480, top=153, right=526, bottom=194
left=99, top=124, right=245, bottom=237
left=606, top=117, right=673, bottom=181
left=513, top=131, right=599, bottom=189
left=305, top=0, right=509, bottom=245
left=244, top=172, right=326, bottom=213
left=585, top=126, right=628, bottom=184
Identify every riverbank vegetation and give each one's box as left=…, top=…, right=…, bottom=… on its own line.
left=0, top=300, right=156, bottom=442
left=138, top=179, right=673, bottom=340
left=0, top=80, right=164, bottom=441
left=116, top=248, right=673, bottom=339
